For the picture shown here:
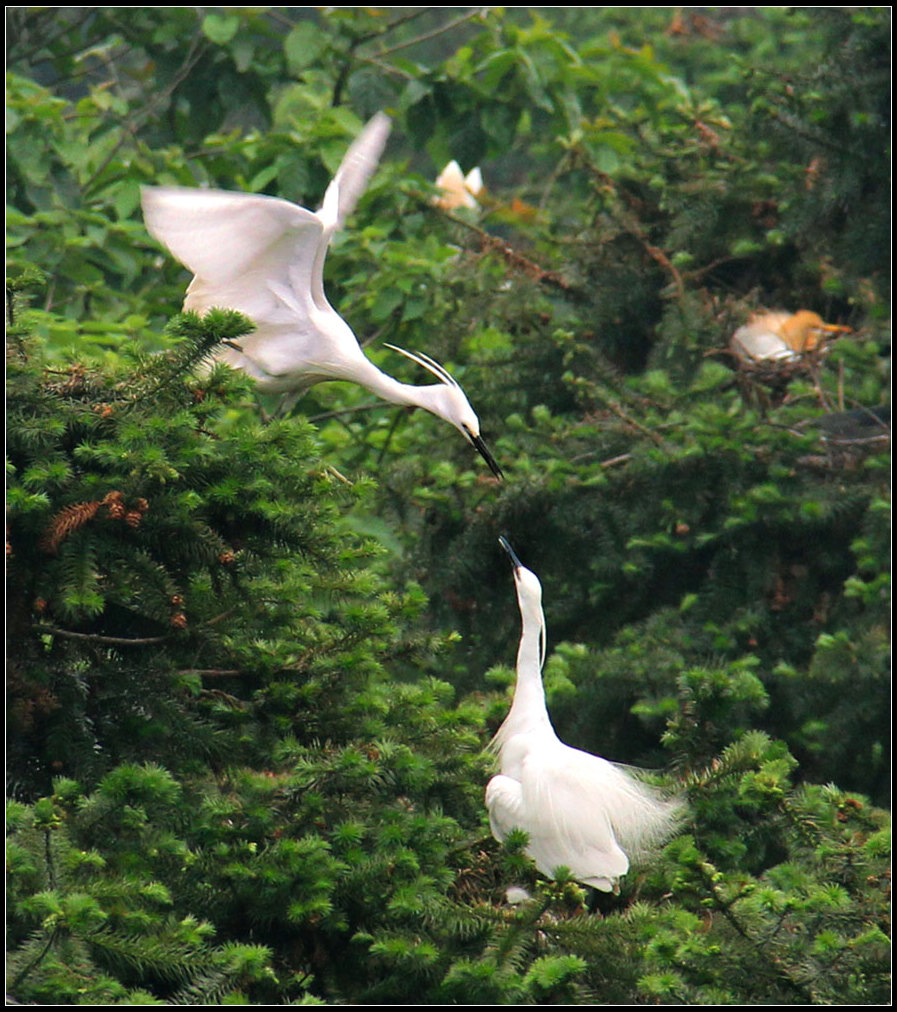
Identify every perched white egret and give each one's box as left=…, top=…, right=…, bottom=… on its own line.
left=434, top=159, right=484, bottom=211
left=486, top=537, right=682, bottom=892
left=731, top=310, right=850, bottom=364
left=141, top=114, right=503, bottom=478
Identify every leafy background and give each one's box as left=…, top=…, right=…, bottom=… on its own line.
left=6, top=7, right=890, bottom=1005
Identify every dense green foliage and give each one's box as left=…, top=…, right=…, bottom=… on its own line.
left=7, top=7, right=890, bottom=1005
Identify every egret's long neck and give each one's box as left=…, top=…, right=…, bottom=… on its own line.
left=345, top=357, right=451, bottom=419
left=501, top=602, right=551, bottom=740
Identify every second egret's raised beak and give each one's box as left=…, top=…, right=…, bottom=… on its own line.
left=498, top=535, right=522, bottom=570
left=469, top=431, right=504, bottom=479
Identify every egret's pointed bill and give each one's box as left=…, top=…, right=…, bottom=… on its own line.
left=469, top=430, right=504, bottom=480
left=385, top=343, right=504, bottom=479
left=498, top=535, right=522, bottom=569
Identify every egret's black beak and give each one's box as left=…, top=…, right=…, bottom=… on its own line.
left=498, top=535, right=522, bottom=570
left=470, top=432, right=504, bottom=480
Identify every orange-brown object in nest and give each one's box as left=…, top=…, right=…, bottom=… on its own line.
left=730, top=310, right=850, bottom=364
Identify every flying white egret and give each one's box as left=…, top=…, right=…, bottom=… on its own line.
left=141, top=113, right=503, bottom=478
left=486, top=537, right=682, bottom=892
left=731, top=310, right=850, bottom=364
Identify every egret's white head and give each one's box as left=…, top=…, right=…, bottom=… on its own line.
left=499, top=537, right=542, bottom=603
left=498, top=536, right=546, bottom=668
left=385, top=344, right=503, bottom=478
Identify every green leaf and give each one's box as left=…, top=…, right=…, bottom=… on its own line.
left=202, top=12, right=240, bottom=45
left=284, top=21, right=325, bottom=73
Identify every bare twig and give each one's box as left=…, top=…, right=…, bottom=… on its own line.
left=440, top=206, right=574, bottom=292
left=568, top=450, right=633, bottom=468
left=642, top=241, right=686, bottom=300
left=32, top=625, right=173, bottom=646
left=375, top=408, right=405, bottom=472
left=32, top=608, right=237, bottom=645
left=80, top=30, right=207, bottom=194
left=585, top=166, right=686, bottom=299
left=683, top=253, right=740, bottom=283
left=178, top=668, right=245, bottom=678
left=203, top=608, right=239, bottom=627
left=307, top=401, right=388, bottom=423
left=806, top=359, right=834, bottom=412
left=362, top=7, right=490, bottom=59
left=324, top=465, right=354, bottom=485
left=356, top=55, right=416, bottom=81
left=600, top=452, right=633, bottom=468
left=605, top=400, right=667, bottom=446
left=332, top=7, right=437, bottom=105
left=538, top=150, right=573, bottom=215
left=9, top=929, right=61, bottom=993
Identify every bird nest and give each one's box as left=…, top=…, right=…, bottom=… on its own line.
left=733, top=355, right=816, bottom=385
left=726, top=345, right=831, bottom=407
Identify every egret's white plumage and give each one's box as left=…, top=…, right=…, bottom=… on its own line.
left=487, top=537, right=682, bottom=892
left=731, top=310, right=850, bottom=364
left=141, top=113, right=502, bottom=478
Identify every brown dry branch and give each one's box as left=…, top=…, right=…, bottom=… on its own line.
left=40, top=499, right=106, bottom=554
left=439, top=207, right=574, bottom=292
left=31, top=624, right=174, bottom=645
left=30, top=606, right=235, bottom=646
left=40, top=490, right=146, bottom=553
left=585, top=167, right=687, bottom=299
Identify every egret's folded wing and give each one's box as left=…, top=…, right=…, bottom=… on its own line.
left=485, top=774, right=525, bottom=843
left=731, top=323, right=798, bottom=362
left=520, top=746, right=630, bottom=887
left=141, top=186, right=323, bottom=288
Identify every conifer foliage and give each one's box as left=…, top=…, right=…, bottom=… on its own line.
left=8, top=304, right=340, bottom=788
left=6, top=7, right=890, bottom=1005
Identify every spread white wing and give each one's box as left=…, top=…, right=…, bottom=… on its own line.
left=141, top=115, right=391, bottom=393
left=314, top=112, right=391, bottom=303
left=142, top=186, right=322, bottom=292
left=330, top=111, right=391, bottom=230
left=141, top=186, right=340, bottom=386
